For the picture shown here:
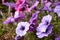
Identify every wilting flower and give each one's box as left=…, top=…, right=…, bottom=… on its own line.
left=3, top=16, right=14, bottom=24
left=41, top=0, right=47, bottom=3
left=16, top=22, right=30, bottom=37
left=42, top=2, right=53, bottom=12
left=29, top=11, right=39, bottom=24
left=36, top=14, right=53, bottom=38
left=29, top=11, right=39, bottom=32
left=15, top=0, right=25, bottom=10
left=36, top=24, right=53, bottom=38
left=28, top=0, right=39, bottom=12
left=13, top=11, right=26, bottom=22
left=2, top=0, right=15, bottom=8
left=55, top=36, right=60, bottom=40
left=54, top=5, right=60, bottom=17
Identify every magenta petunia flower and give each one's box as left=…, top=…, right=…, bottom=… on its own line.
left=15, top=0, right=25, bottom=10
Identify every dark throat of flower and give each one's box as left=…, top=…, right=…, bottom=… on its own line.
left=20, top=26, right=25, bottom=30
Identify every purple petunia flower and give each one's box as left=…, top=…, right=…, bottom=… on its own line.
left=36, top=14, right=53, bottom=38
left=27, top=1, right=39, bottom=12
left=55, top=36, right=60, bottom=40
left=36, top=24, right=53, bottom=38
left=29, top=11, right=39, bottom=32
left=16, top=22, right=30, bottom=37
left=29, top=11, right=39, bottom=24
left=41, top=14, right=52, bottom=24
left=54, top=2, right=60, bottom=6
left=36, top=22, right=48, bottom=32
left=42, top=2, right=53, bottom=12
left=2, top=0, right=15, bottom=8
left=13, top=11, right=27, bottom=22
left=3, top=16, right=14, bottom=24
left=54, top=5, right=60, bottom=17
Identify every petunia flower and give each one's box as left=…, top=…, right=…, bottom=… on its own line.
left=16, top=0, right=25, bottom=6
left=29, top=11, right=39, bottom=24
left=36, top=24, right=53, bottom=38
left=2, top=0, right=15, bottom=8
left=41, top=14, right=52, bottom=24
left=27, top=0, right=39, bottom=12
left=16, top=22, right=30, bottom=37
left=42, top=2, right=53, bottom=12
left=36, top=14, right=53, bottom=38
left=54, top=5, right=60, bottom=17
left=36, top=22, right=48, bottom=32
left=3, top=16, right=14, bottom=24
left=15, top=0, right=25, bottom=10
left=13, top=11, right=27, bottom=22
left=29, top=11, right=39, bottom=32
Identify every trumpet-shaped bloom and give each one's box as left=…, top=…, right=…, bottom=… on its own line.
left=16, top=22, right=30, bottom=37
left=36, top=24, right=53, bottom=38
left=36, top=15, right=53, bottom=38
left=41, top=14, right=52, bottom=24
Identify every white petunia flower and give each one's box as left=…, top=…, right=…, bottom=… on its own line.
left=16, top=22, right=30, bottom=37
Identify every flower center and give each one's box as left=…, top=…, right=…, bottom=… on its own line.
left=45, top=21, right=49, bottom=25
left=20, top=26, right=25, bottom=30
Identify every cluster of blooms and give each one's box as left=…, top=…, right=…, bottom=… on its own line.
left=2, top=0, right=60, bottom=40
left=36, top=14, right=53, bottom=38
